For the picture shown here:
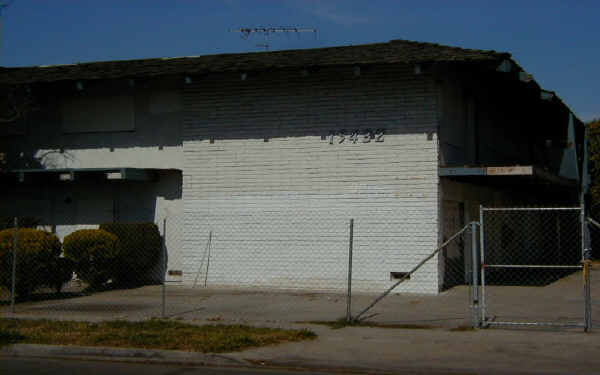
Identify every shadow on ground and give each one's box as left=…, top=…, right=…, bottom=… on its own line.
left=1, top=267, right=597, bottom=331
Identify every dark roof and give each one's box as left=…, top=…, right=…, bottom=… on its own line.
left=0, top=39, right=511, bottom=85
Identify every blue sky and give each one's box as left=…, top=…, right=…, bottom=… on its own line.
left=1, top=0, right=598, bottom=121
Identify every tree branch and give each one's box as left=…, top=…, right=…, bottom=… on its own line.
left=0, top=86, right=38, bottom=123
left=0, top=112, right=21, bottom=123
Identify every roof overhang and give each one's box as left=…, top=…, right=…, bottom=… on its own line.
left=0, top=39, right=510, bottom=85
left=439, top=165, right=578, bottom=188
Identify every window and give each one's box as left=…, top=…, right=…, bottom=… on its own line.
left=61, top=95, right=135, bottom=133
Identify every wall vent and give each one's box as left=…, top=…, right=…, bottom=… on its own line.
left=390, top=272, right=410, bottom=280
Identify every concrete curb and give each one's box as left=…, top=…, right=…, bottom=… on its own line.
left=0, top=343, right=473, bottom=375
left=0, top=344, right=249, bottom=368
left=0, top=344, right=407, bottom=374
left=0, top=342, right=585, bottom=375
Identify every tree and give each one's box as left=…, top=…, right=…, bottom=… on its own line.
left=587, top=119, right=600, bottom=203
left=0, top=85, right=39, bottom=171
left=0, top=85, right=38, bottom=124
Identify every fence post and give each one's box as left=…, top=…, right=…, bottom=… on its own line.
left=479, top=205, right=487, bottom=327
left=347, top=219, right=354, bottom=323
left=583, top=209, right=592, bottom=332
left=584, top=259, right=592, bottom=332
left=161, top=218, right=167, bottom=319
left=582, top=203, right=592, bottom=332
left=471, top=221, right=480, bottom=328
left=204, top=231, right=212, bottom=288
left=10, top=217, right=18, bottom=313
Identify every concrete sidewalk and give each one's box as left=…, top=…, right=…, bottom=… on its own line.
left=2, top=267, right=597, bottom=329
left=238, top=324, right=600, bottom=375
left=1, top=283, right=475, bottom=327
left=1, top=265, right=599, bottom=374
left=2, top=323, right=599, bottom=375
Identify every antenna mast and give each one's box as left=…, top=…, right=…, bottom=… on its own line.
left=0, top=0, right=14, bottom=65
left=231, top=26, right=317, bottom=51
left=0, top=0, right=12, bottom=17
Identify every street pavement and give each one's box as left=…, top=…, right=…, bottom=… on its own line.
left=1, top=357, right=339, bottom=375
left=2, top=324, right=599, bottom=375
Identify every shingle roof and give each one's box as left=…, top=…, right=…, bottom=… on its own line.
left=0, top=39, right=511, bottom=85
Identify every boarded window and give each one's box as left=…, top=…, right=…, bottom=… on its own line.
left=61, top=95, right=135, bottom=133
left=149, top=91, right=182, bottom=114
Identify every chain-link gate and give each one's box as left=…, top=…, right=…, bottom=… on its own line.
left=480, top=206, right=592, bottom=330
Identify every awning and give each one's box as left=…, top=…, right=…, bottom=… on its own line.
left=3, top=167, right=172, bottom=183
left=439, top=165, right=578, bottom=188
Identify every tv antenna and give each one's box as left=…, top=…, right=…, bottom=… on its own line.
left=0, top=0, right=15, bottom=64
left=231, top=26, right=317, bottom=51
left=0, top=0, right=13, bottom=16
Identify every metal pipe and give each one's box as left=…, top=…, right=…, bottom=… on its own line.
left=486, top=321, right=585, bottom=328
left=193, top=231, right=211, bottom=288
left=556, top=215, right=561, bottom=265
left=479, top=205, right=487, bottom=327
left=588, top=217, right=600, bottom=230
left=481, top=207, right=581, bottom=212
left=204, top=231, right=212, bottom=288
left=161, top=218, right=167, bottom=319
left=346, top=219, right=354, bottom=323
left=353, top=223, right=472, bottom=322
left=581, top=205, right=586, bottom=261
left=484, top=264, right=583, bottom=269
left=584, top=260, right=592, bottom=332
left=581, top=206, right=591, bottom=332
left=10, top=217, right=17, bottom=313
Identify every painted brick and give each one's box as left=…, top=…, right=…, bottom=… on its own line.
left=182, top=64, right=440, bottom=294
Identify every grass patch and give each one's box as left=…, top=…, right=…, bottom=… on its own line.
left=0, top=319, right=316, bottom=353
left=301, top=318, right=437, bottom=330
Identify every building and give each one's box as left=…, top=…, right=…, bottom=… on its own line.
left=0, top=40, right=586, bottom=293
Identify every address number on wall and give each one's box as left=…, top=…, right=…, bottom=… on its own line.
left=328, top=129, right=385, bottom=144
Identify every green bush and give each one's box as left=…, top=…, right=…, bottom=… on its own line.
left=46, top=257, right=76, bottom=293
left=0, top=228, right=64, bottom=297
left=99, top=223, right=162, bottom=286
left=63, top=229, right=119, bottom=289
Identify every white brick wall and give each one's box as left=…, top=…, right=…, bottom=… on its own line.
left=182, top=64, right=440, bottom=293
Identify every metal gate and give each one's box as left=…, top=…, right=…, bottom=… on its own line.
left=480, top=206, right=592, bottom=330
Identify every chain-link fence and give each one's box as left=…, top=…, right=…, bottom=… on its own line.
left=351, top=222, right=476, bottom=326
left=2, top=208, right=592, bottom=331
left=1, top=214, right=477, bottom=329
left=0, top=219, right=168, bottom=321
left=159, top=214, right=476, bottom=328
left=480, top=207, right=592, bottom=330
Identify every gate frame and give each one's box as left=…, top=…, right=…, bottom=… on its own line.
left=478, top=205, right=592, bottom=331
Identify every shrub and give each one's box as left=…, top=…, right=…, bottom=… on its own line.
left=63, top=229, right=119, bottom=289
left=46, top=257, right=76, bottom=293
left=0, top=228, right=63, bottom=297
left=99, top=223, right=162, bottom=286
